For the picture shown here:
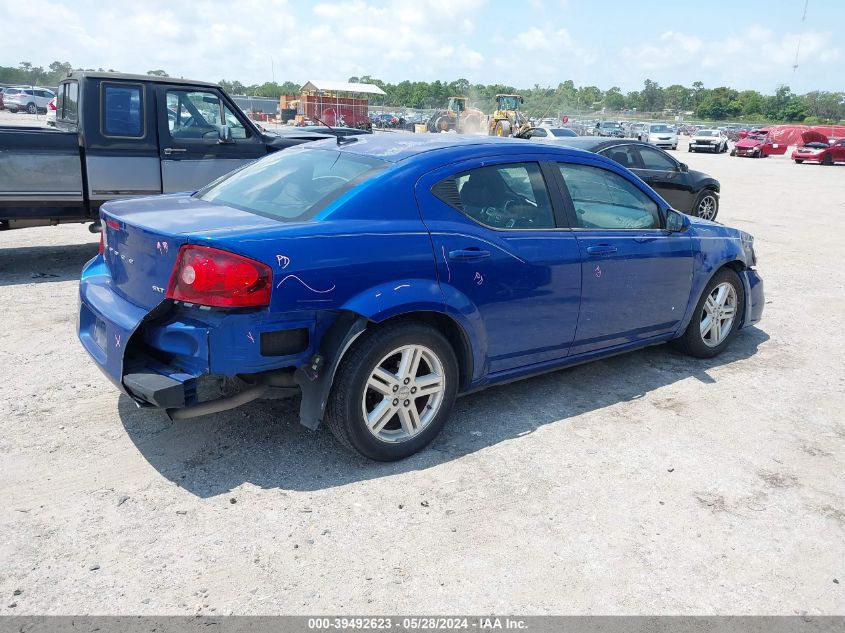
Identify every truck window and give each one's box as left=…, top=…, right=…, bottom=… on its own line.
left=102, top=83, right=144, bottom=138
left=58, top=81, right=79, bottom=122
left=167, top=90, right=250, bottom=141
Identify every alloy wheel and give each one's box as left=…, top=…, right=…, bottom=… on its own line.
left=700, top=282, right=737, bottom=347
left=697, top=194, right=718, bottom=220
left=361, top=344, right=446, bottom=443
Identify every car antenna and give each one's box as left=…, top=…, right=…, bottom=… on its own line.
left=313, top=115, right=357, bottom=146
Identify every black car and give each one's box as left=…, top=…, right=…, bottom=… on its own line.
left=558, top=138, right=720, bottom=220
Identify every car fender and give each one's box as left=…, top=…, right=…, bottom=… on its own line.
left=339, top=278, right=487, bottom=385
left=295, top=278, right=487, bottom=429
left=673, top=224, right=750, bottom=336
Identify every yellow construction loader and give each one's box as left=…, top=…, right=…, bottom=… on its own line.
left=427, top=97, right=485, bottom=134
left=488, top=94, right=530, bottom=137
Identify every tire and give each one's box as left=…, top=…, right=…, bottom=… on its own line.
left=688, top=146, right=694, bottom=153
left=495, top=121, right=511, bottom=137
left=730, top=148, right=736, bottom=156
left=324, top=320, right=459, bottom=461
left=26, top=102, right=37, bottom=114
left=822, top=154, right=833, bottom=166
left=693, top=190, right=719, bottom=221
left=795, top=159, right=803, bottom=164
left=673, top=268, right=745, bottom=359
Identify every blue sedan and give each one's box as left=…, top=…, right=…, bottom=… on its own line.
left=78, top=135, right=764, bottom=461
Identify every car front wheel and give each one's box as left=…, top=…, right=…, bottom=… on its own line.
left=674, top=268, right=745, bottom=358
left=325, top=320, right=458, bottom=461
left=26, top=102, right=37, bottom=114
left=693, top=190, right=719, bottom=221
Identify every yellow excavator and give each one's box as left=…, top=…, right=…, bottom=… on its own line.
left=488, top=94, right=530, bottom=137
left=427, top=97, right=485, bottom=134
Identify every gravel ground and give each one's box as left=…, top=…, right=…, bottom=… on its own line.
left=0, top=138, right=843, bottom=615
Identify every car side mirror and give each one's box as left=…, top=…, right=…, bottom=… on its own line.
left=218, top=125, right=233, bottom=144
left=666, top=209, right=690, bottom=232
left=678, top=162, right=689, bottom=173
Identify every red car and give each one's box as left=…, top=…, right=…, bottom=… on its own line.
left=791, top=131, right=845, bottom=165
left=731, top=129, right=788, bottom=158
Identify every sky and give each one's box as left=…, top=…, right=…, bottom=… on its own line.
left=4, top=0, right=843, bottom=94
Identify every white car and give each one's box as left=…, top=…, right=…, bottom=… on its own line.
left=689, top=129, right=728, bottom=153
left=45, top=96, right=57, bottom=126
left=640, top=123, right=678, bottom=149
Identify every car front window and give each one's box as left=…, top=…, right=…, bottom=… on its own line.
left=558, top=163, right=660, bottom=230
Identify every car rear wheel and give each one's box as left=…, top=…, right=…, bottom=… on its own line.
left=325, top=321, right=458, bottom=461
left=693, top=190, right=719, bottom=221
left=26, top=102, right=37, bottom=114
left=674, top=268, right=745, bottom=359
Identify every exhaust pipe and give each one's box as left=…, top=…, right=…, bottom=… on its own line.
left=167, top=379, right=269, bottom=421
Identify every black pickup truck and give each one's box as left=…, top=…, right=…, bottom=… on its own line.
left=0, top=72, right=325, bottom=231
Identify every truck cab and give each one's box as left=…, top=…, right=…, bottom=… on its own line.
left=1, top=72, right=319, bottom=231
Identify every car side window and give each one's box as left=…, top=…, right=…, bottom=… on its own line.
left=433, top=162, right=556, bottom=230
left=599, top=145, right=641, bottom=170
left=102, top=83, right=144, bottom=138
left=558, top=163, right=661, bottom=230
left=531, top=128, right=547, bottom=137
left=636, top=146, right=677, bottom=171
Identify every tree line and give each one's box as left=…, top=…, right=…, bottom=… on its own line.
left=3, top=61, right=842, bottom=123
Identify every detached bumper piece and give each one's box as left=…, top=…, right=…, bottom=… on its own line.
left=124, top=371, right=187, bottom=409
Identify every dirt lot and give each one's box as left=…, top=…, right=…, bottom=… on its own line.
left=0, top=138, right=843, bottom=615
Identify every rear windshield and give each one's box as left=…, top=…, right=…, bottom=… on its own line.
left=650, top=124, right=672, bottom=132
left=197, top=148, right=387, bottom=221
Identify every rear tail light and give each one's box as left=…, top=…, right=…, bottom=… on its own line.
left=166, top=245, right=272, bottom=308
left=49, top=99, right=56, bottom=111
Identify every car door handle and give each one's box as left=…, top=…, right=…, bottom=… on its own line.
left=449, top=248, right=491, bottom=261
left=586, top=245, right=618, bottom=255
left=163, top=148, right=187, bottom=155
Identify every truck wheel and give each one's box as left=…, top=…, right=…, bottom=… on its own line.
left=27, top=102, right=37, bottom=114
left=325, top=320, right=458, bottom=461
left=673, top=268, right=745, bottom=359
left=495, top=121, right=511, bottom=137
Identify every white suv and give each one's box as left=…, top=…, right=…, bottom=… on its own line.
left=3, top=87, right=55, bottom=114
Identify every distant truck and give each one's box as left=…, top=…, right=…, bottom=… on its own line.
left=0, top=72, right=321, bottom=231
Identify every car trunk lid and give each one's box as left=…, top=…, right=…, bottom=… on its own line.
left=100, top=194, right=280, bottom=310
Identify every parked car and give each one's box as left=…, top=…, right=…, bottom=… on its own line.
left=629, top=122, right=646, bottom=139
left=594, top=121, right=625, bottom=137
left=640, top=123, right=678, bottom=149
left=558, top=137, right=721, bottom=220
left=2, top=86, right=55, bottom=113
left=791, top=131, right=845, bottom=165
left=77, top=135, right=763, bottom=461
left=689, top=129, right=729, bottom=153
left=0, top=72, right=315, bottom=232
left=0, top=89, right=4, bottom=111
left=45, top=96, right=57, bottom=126
left=730, top=129, right=788, bottom=158
left=517, top=126, right=579, bottom=140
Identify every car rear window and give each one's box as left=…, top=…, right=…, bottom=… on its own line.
left=197, top=147, right=387, bottom=221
